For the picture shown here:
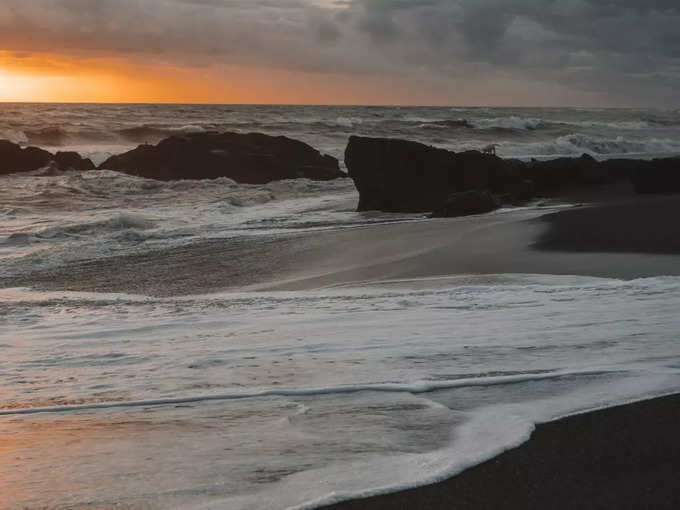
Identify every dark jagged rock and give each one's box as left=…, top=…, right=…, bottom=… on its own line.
left=430, top=190, right=500, bottom=218
left=344, top=136, right=508, bottom=212
left=99, top=132, right=344, bottom=183
left=0, top=140, right=52, bottom=175
left=54, top=151, right=96, bottom=171
left=345, top=135, right=680, bottom=213
left=0, top=140, right=95, bottom=175
left=524, top=154, right=599, bottom=192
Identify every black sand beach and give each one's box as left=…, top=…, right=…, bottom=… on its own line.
left=322, top=393, right=680, bottom=510
left=536, top=195, right=680, bottom=254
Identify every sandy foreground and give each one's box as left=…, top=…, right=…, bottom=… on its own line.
left=3, top=195, right=680, bottom=296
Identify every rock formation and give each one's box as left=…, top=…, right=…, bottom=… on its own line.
left=100, top=132, right=345, bottom=183
left=345, top=135, right=679, bottom=214
left=0, top=140, right=95, bottom=175
left=54, top=151, right=97, bottom=172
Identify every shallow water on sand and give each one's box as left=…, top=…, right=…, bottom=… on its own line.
left=1, top=274, right=679, bottom=509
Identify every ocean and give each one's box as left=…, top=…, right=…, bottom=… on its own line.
left=1, top=104, right=680, bottom=509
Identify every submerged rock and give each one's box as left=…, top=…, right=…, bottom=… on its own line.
left=0, top=140, right=95, bottom=175
left=431, top=190, right=500, bottom=218
left=345, top=135, right=680, bottom=213
left=99, top=132, right=345, bottom=183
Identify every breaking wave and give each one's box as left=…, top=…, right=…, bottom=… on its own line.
left=2, top=105, right=678, bottom=161
left=417, top=119, right=474, bottom=130
left=500, top=133, right=680, bottom=158
left=8, top=213, right=156, bottom=243
left=0, top=168, right=361, bottom=275
left=470, top=117, right=656, bottom=132
left=472, top=116, right=548, bottom=131
left=409, top=117, right=658, bottom=133
left=0, top=128, right=29, bottom=144
left=2, top=124, right=215, bottom=148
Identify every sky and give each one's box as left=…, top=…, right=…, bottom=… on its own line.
left=0, top=0, right=678, bottom=106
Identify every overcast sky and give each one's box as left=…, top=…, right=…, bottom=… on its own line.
left=0, top=0, right=678, bottom=106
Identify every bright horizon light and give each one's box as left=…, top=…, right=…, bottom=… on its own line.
left=0, top=70, right=42, bottom=101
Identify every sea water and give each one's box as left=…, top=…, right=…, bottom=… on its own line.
left=1, top=104, right=680, bottom=509
left=2, top=104, right=680, bottom=165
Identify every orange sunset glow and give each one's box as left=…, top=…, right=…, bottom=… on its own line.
left=0, top=52, right=476, bottom=106
left=0, top=52, right=228, bottom=103
left=0, top=56, right=397, bottom=105
left=0, top=55, right=597, bottom=107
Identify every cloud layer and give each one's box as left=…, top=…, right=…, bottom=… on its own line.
left=0, top=0, right=678, bottom=106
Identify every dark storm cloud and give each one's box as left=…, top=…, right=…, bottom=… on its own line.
left=0, top=0, right=678, bottom=105
left=345, top=0, right=680, bottom=62
left=340, top=0, right=680, bottom=103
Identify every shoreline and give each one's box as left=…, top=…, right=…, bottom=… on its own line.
left=320, top=392, right=680, bottom=510
left=4, top=195, right=680, bottom=296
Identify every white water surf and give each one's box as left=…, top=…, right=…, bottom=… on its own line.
left=2, top=274, right=679, bottom=509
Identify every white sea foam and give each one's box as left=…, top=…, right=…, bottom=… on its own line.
left=334, top=116, right=363, bottom=128
left=0, top=170, right=375, bottom=275
left=473, top=117, right=656, bottom=132
left=30, top=213, right=156, bottom=240
left=1, top=275, right=679, bottom=509
left=472, top=116, right=547, bottom=130
left=498, top=133, right=680, bottom=159
left=0, top=128, right=29, bottom=144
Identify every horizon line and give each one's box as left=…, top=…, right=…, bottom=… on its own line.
left=0, top=100, right=663, bottom=110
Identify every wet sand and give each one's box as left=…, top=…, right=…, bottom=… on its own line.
left=536, top=195, right=680, bottom=254
left=322, top=393, right=680, bottom=510
left=3, top=195, right=680, bottom=296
